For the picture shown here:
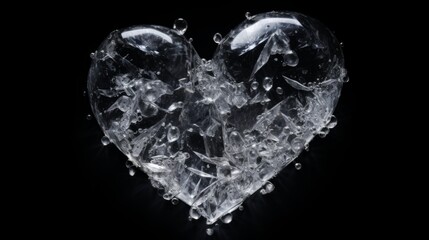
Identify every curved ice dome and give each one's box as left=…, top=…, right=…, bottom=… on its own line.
left=88, top=11, right=347, bottom=225
left=215, top=11, right=344, bottom=88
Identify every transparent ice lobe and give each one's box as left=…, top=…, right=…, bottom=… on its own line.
left=88, top=11, right=347, bottom=225
left=88, top=25, right=199, bottom=147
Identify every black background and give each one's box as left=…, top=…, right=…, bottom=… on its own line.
left=73, top=3, right=372, bottom=239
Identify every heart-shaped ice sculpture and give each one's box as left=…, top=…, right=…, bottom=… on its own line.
left=88, top=11, right=347, bottom=224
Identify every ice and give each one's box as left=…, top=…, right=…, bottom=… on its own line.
left=88, top=11, right=347, bottom=224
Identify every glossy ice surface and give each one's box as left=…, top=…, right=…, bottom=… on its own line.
left=88, top=11, right=347, bottom=224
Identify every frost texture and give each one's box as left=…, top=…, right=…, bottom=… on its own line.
left=88, top=11, right=347, bottom=224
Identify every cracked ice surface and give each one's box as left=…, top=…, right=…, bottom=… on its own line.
left=88, top=11, right=347, bottom=224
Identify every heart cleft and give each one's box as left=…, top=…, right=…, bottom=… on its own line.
left=88, top=11, right=348, bottom=225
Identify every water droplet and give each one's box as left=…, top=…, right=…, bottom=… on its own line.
left=276, top=87, right=283, bottom=95
left=262, top=77, right=273, bottom=91
left=291, top=138, right=304, bottom=152
left=213, top=33, right=222, bottom=44
left=274, top=57, right=278, bottom=62
left=189, top=37, right=193, bottom=42
left=101, top=136, right=110, bottom=146
left=125, top=160, right=133, bottom=168
left=171, top=197, right=179, bottom=205
left=206, top=228, right=214, bottom=236
left=129, top=168, right=135, bottom=176
left=83, top=90, right=87, bottom=96
left=189, top=207, right=201, bottom=219
left=318, top=127, right=330, bottom=138
left=86, top=114, right=92, bottom=120
left=229, top=131, right=242, bottom=146
left=295, top=162, right=302, bottom=170
left=221, top=213, right=233, bottom=224
left=156, top=71, right=161, bottom=75
left=238, top=205, right=244, bottom=211
left=245, top=12, right=252, bottom=19
left=251, top=81, right=259, bottom=90
left=167, top=126, right=180, bottom=142
left=343, top=75, right=350, bottom=83
left=173, top=18, right=188, bottom=35
left=340, top=42, right=344, bottom=47
left=284, top=50, right=299, bottom=67
left=163, top=192, right=173, bottom=200
left=327, top=116, right=338, bottom=129
left=265, top=181, right=275, bottom=193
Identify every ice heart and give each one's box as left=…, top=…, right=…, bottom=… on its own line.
left=88, top=11, right=347, bottom=224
